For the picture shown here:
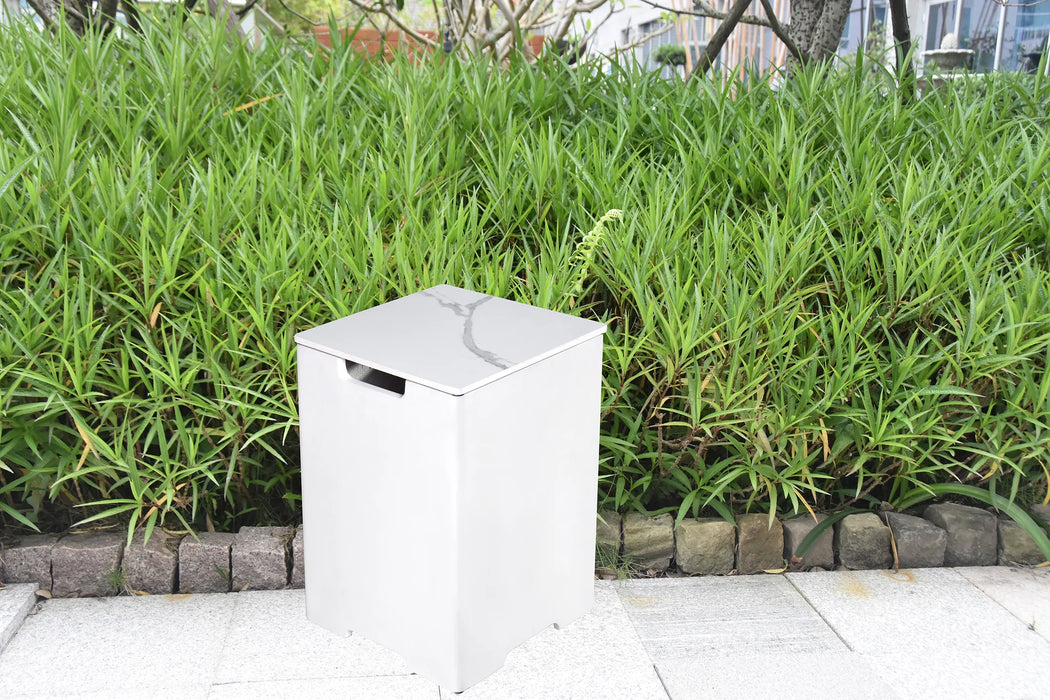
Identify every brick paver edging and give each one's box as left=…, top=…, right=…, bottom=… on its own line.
left=1, top=504, right=1048, bottom=597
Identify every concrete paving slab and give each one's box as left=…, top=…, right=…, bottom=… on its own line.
left=654, top=651, right=898, bottom=700
left=208, top=675, right=440, bottom=699
left=785, top=568, right=1050, bottom=657
left=439, top=582, right=667, bottom=699
left=0, top=584, right=38, bottom=653
left=955, top=566, right=1050, bottom=644
left=0, top=593, right=234, bottom=697
left=617, top=576, right=845, bottom=662
left=861, top=647, right=1050, bottom=699
left=214, top=589, right=411, bottom=684
left=5, top=686, right=214, bottom=700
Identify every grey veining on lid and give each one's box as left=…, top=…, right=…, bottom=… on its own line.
left=420, top=290, right=511, bottom=370
left=294, top=284, right=606, bottom=395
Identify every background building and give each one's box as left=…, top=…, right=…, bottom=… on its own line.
left=582, top=0, right=1048, bottom=75
left=581, top=0, right=790, bottom=79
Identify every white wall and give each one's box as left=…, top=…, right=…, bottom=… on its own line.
left=577, top=1, right=668, bottom=58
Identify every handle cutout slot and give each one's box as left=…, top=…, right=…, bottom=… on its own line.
left=344, top=360, right=405, bottom=396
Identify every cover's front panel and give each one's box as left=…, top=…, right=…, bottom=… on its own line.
left=298, top=346, right=462, bottom=680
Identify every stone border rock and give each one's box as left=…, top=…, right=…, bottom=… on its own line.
left=0, top=526, right=304, bottom=597
left=603, top=502, right=1050, bottom=577
left=1, top=504, right=1048, bottom=596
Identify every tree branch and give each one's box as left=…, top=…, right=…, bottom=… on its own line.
left=635, top=0, right=773, bottom=27
left=23, top=0, right=58, bottom=32
left=614, top=21, right=676, bottom=53
left=236, top=0, right=261, bottom=17
left=758, top=0, right=803, bottom=61
left=689, top=0, right=753, bottom=80
left=340, top=0, right=438, bottom=47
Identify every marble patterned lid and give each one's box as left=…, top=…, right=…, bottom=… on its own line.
left=294, top=285, right=607, bottom=395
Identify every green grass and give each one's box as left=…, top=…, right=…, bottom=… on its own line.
left=1, top=18, right=1049, bottom=539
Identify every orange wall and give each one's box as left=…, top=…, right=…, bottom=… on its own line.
left=313, top=27, right=547, bottom=59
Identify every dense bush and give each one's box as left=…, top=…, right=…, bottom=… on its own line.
left=1, top=19, right=1049, bottom=537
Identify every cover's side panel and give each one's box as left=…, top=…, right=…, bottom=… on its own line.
left=453, top=335, right=604, bottom=688
left=298, top=346, right=463, bottom=683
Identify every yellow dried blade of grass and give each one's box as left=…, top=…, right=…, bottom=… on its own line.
left=222, top=93, right=283, bottom=117
left=983, top=460, right=1000, bottom=480
left=805, top=323, right=826, bottom=349
left=76, top=443, right=91, bottom=471
left=74, top=420, right=98, bottom=459
left=818, top=418, right=830, bottom=459
left=797, top=301, right=827, bottom=350
left=149, top=302, right=162, bottom=328
left=711, top=330, right=726, bottom=359
left=789, top=483, right=818, bottom=520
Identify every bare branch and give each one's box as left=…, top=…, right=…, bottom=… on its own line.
left=236, top=0, right=261, bottom=18
left=269, top=0, right=361, bottom=27
left=491, top=0, right=518, bottom=33
left=757, top=0, right=803, bottom=61
left=614, top=21, right=676, bottom=53
left=575, top=3, right=619, bottom=51
left=326, top=0, right=437, bottom=47
left=23, top=0, right=59, bottom=31
left=634, top=0, right=773, bottom=28
left=689, top=0, right=752, bottom=79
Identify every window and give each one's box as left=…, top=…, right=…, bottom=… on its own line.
left=639, top=20, right=663, bottom=38
left=926, top=2, right=957, bottom=51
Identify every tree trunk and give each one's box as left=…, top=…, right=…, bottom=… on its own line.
left=97, top=0, right=120, bottom=34
left=788, top=0, right=823, bottom=60
left=121, top=0, right=142, bottom=32
left=206, top=0, right=246, bottom=41
left=888, top=0, right=915, bottom=101
left=808, top=0, right=851, bottom=62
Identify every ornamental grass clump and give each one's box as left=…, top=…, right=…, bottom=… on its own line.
left=1, top=18, right=1048, bottom=548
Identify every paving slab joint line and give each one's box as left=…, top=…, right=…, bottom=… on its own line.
left=952, top=566, right=1048, bottom=633
left=783, top=574, right=855, bottom=652
left=652, top=664, right=674, bottom=699
left=208, top=591, right=242, bottom=684
left=0, top=585, right=40, bottom=655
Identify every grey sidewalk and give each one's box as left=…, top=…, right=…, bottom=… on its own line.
left=1, top=567, right=1048, bottom=699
